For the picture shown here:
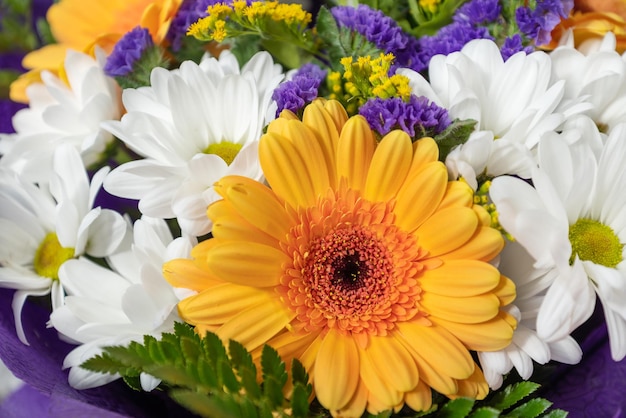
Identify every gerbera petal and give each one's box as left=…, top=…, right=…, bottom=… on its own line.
left=408, top=137, right=439, bottom=175
left=455, top=366, right=489, bottom=400
left=415, top=207, right=479, bottom=256
left=395, top=161, right=448, bottom=233
left=259, top=130, right=326, bottom=208
left=213, top=175, right=294, bottom=242
left=336, top=116, right=377, bottom=192
left=206, top=241, right=288, bottom=287
left=208, top=199, right=278, bottom=247
left=437, top=181, right=474, bottom=210
left=430, top=313, right=515, bottom=351
left=217, top=296, right=293, bottom=352
left=421, top=292, right=501, bottom=324
left=163, top=258, right=221, bottom=292
left=314, top=329, right=360, bottom=411
left=358, top=346, right=403, bottom=409
left=302, top=100, right=340, bottom=187
left=420, top=260, right=500, bottom=297
left=404, top=380, right=433, bottom=412
left=440, top=226, right=504, bottom=262
left=367, top=334, right=419, bottom=391
left=177, top=283, right=273, bottom=325
left=396, top=322, right=475, bottom=380
left=364, top=130, right=413, bottom=202
left=321, top=99, right=349, bottom=132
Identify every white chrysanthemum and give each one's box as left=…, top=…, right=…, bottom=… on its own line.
left=0, top=144, right=127, bottom=344
left=398, top=38, right=585, bottom=189
left=102, top=50, right=284, bottom=236
left=49, top=216, right=195, bottom=390
left=478, top=241, right=582, bottom=389
left=490, top=121, right=626, bottom=361
left=550, top=32, right=626, bottom=134
left=0, top=48, right=122, bottom=184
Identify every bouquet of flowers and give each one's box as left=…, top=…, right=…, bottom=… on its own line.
left=1, top=0, right=626, bottom=416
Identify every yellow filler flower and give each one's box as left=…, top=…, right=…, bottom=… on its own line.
left=164, top=99, right=516, bottom=416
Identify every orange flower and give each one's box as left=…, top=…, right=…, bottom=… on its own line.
left=164, top=100, right=516, bottom=416
left=10, top=0, right=182, bottom=103
left=545, top=0, right=626, bottom=51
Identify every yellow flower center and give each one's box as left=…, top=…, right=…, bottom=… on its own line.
left=33, top=233, right=75, bottom=280
left=569, top=218, right=624, bottom=268
left=204, top=142, right=243, bottom=165
left=279, top=185, right=426, bottom=337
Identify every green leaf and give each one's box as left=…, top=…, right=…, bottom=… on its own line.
left=438, top=397, right=475, bottom=418
left=229, top=339, right=262, bottom=400
left=433, top=118, right=477, bottom=162
left=504, top=398, right=551, bottom=418
left=122, top=375, right=144, bottom=392
left=261, top=345, right=288, bottom=409
left=488, top=381, right=541, bottom=411
left=542, top=409, right=568, bottom=418
left=468, top=406, right=501, bottom=418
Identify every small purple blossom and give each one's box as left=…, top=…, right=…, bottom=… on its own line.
left=500, top=34, right=534, bottom=61
left=453, top=0, right=501, bottom=25
left=516, top=0, right=574, bottom=45
left=272, top=63, right=326, bottom=116
left=359, top=96, right=451, bottom=138
left=167, top=0, right=225, bottom=51
left=417, top=22, right=493, bottom=71
left=104, top=27, right=154, bottom=77
left=331, top=5, right=424, bottom=72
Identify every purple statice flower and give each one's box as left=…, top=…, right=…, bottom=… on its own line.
left=167, top=0, right=225, bottom=51
left=272, top=63, right=327, bottom=116
left=417, top=22, right=493, bottom=71
left=453, top=0, right=502, bottom=25
left=500, top=34, right=534, bottom=61
left=359, top=96, right=451, bottom=138
left=331, top=5, right=423, bottom=72
left=104, top=26, right=154, bottom=77
left=516, top=0, right=574, bottom=45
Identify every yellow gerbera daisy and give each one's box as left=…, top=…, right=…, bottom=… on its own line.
left=10, top=0, right=181, bottom=103
left=164, top=99, right=516, bottom=416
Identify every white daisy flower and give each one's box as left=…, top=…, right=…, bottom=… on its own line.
left=0, top=144, right=127, bottom=344
left=102, top=50, right=284, bottom=236
left=490, top=121, right=626, bottom=361
left=0, top=48, right=122, bottom=184
left=49, top=216, right=195, bottom=390
left=550, top=32, right=626, bottom=134
left=478, top=241, right=582, bottom=389
left=398, top=38, right=585, bottom=189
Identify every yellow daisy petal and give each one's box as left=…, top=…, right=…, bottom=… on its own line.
left=206, top=241, right=288, bottom=287
left=177, top=283, right=273, bottom=325
left=213, top=175, right=294, bottom=242
left=421, top=292, right=502, bottom=324
left=336, top=116, right=377, bottom=192
left=217, top=296, right=294, bottom=351
left=404, top=381, right=433, bottom=413
left=396, top=322, right=474, bottom=380
left=395, top=161, right=448, bottom=233
left=420, top=260, right=501, bottom=297
left=430, top=313, right=515, bottom=351
left=163, top=258, right=220, bottom=292
left=364, top=130, right=413, bottom=202
left=314, top=329, right=360, bottom=411
left=366, top=334, right=419, bottom=392
left=415, top=206, right=479, bottom=256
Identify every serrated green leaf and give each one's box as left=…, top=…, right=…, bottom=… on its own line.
left=203, top=330, right=230, bottom=367
left=145, top=364, right=198, bottom=388
left=291, top=382, right=311, bottom=418
left=180, top=335, right=202, bottom=361
left=81, top=352, right=140, bottom=377
left=229, top=339, right=262, bottom=400
left=170, top=389, right=230, bottom=418
left=197, top=357, right=219, bottom=389
left=122, top=374, right=144, bottom=392
left=488, top=381, right=540, bottom=411
left=438, top=397, right=475, bottom=418
left=468, top=406, right=501, bottom=418
left=504, top=398, right=551, bottom=418
left=218, top=358, right=241, bottom=393
left=261, top=345, right=288, bottom=408
left=542, top=409, right=568, bottom=418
